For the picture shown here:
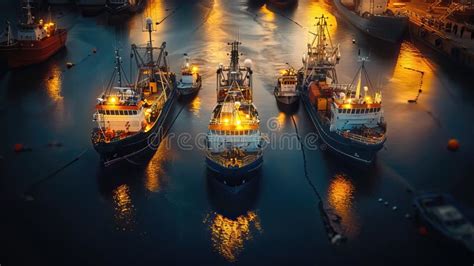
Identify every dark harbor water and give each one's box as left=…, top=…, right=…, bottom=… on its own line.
left=1, top=0, right=474, bottom=265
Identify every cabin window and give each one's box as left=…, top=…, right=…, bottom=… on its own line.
left=119, top=110, right=124, bottom=115
left=355, top=109, right=360, bottom=114
left=365, top=109, right=368, bottom=114
left=376, top=108, right=381, bottom=112
left=133, top=111, right=137, bottom=115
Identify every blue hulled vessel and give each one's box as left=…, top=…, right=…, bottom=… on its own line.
left=299, top=15, right=386, bottom=164
left=206, top=41, right=266, bottom=186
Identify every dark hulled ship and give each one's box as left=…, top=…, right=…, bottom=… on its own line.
left=206, top=41, right=266, bottom=186
left=334, top=0, right=408, bottom=42
left=91, top=18, right=177, bottom=166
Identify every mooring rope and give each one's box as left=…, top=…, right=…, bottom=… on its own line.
left=23, top=148, right=88, bottom=200
left=290, top=115, right=345, bottom=244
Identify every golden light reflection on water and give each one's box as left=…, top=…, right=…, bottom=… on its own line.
left=189, top=96, right=202, bottom=117
left=145, top=137, right=170, bottom=192
left=259, top=4, right=276, bottom=31
left=305, top=1, right=337, bottom=37
left=277, top=111, right=286, bottom=130
left=45, top=64, right=63, bottom=103
left=390, top=42, right=435, bottom=104
left=201, top=0, right=228, bottom=65
left=328, top=174, right=359, bottom=237
left=131, top=0, right=166, bottom=45
left=113, top=184, right=135, bottom=230
left=205, top=211, right=262, bottom=262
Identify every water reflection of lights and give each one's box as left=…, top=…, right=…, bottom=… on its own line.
left=45, top=64, right=63, bottom=103
left=259, top=4, right=276, bottom=31
left=328, top=174, right=359, bottom=237
left=113, top=184, right=135, bottom=231
left=205, top=211, right=262, bottom=262
left=145, top=137, right=170, bottom=192
left=201, top=0, right=228, bottom=65
left=305, top=2, right=337, bottom=36
left=189, top=96, right=201, bottom=117
left=390, top=42, right=434, bottom=104
left=130, top=0, right=166, bottom=45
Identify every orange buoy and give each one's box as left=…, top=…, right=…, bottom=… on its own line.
left=14, top=143, right=24, bottom=152
left=447, top=139, right=460, bottom=151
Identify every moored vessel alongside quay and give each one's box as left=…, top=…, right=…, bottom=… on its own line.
left=334, top=0, right=408, bottom=42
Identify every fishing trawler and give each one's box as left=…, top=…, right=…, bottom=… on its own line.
left=0, top=1, right=67, bottom=68
left=216, top=41, right=254, bottom=102
left=206, top=82, right=266, bottom=186
left=299, top=15, right=386, bottom=164
left=207, top=41, right=264, bottom=186
left=91, top=18, right=177, bottom=166
left=334, top=0, right=408, bottom=42
left=177, top=54, right=201, bottom=96
left=274, top=65, right=299, bottom=105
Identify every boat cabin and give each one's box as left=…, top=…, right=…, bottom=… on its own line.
left=95, top=87, right=146, bottom=133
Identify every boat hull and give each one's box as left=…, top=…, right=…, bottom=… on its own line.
left=177, top=82, right=201, bottom=96
left=334, top=0, right=408, bottom=42
left=275, top=94, right=299, bottom=105
left=301, top=90, right=384, bottom=164
left=92, top=89, right=178, bottom=165
left=0, top=29, right=67, bottom=68
left=206, top=155, right=263, bottom=186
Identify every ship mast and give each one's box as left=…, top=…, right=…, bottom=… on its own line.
left=115, top=48, right=123, bottom=87
left=6, top=21, right=13, bottom=45
left=146, top=17, right=154, bottom=65
left=229, top=41, right=241, bottom=72
left=302, top=15, right=340, bottom=86
left=23, top=0, right=34, bottom=25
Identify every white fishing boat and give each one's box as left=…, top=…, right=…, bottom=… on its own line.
left=274, top=66, right=299, bottom=105
left=177, top=54, right=201, bottom=97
